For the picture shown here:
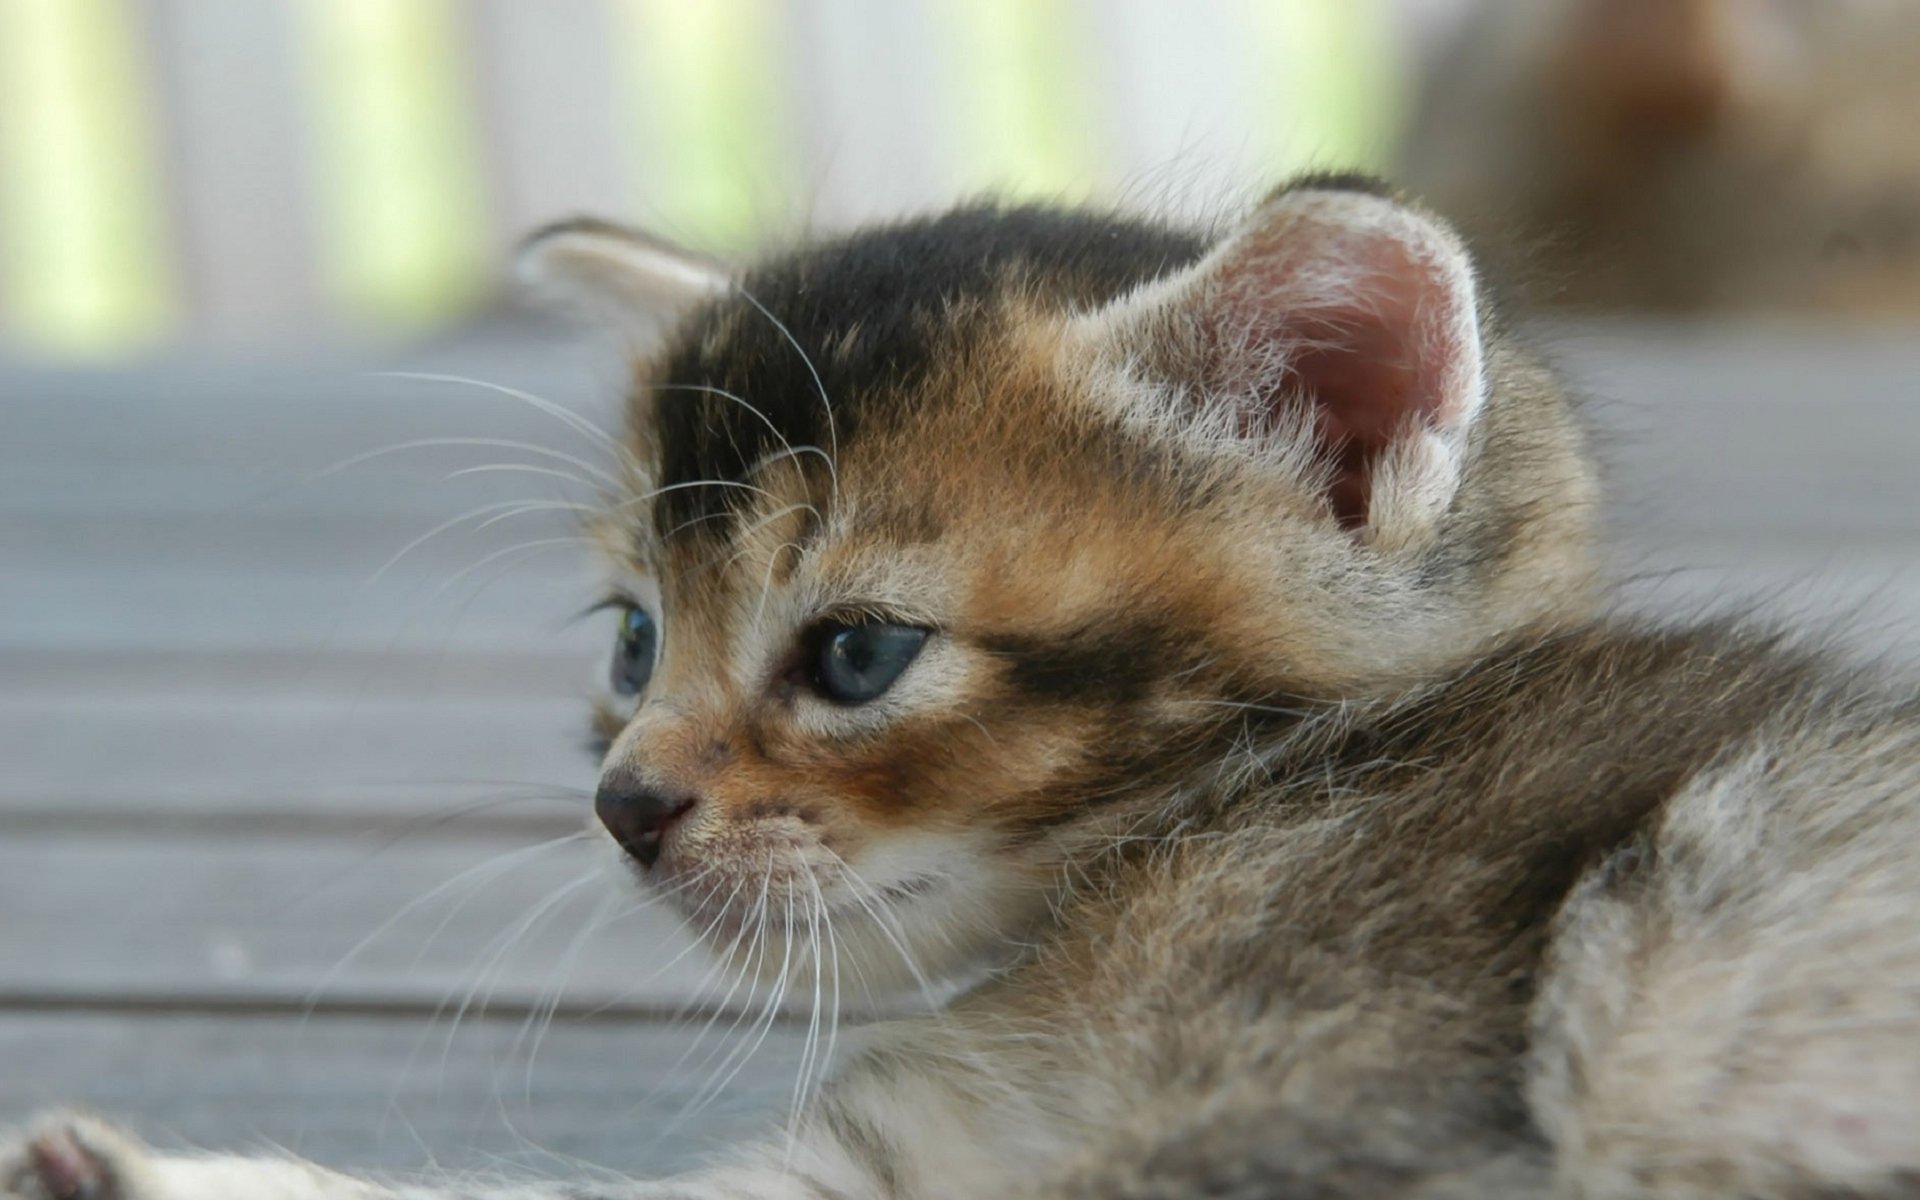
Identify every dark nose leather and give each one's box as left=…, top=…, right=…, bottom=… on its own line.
left=595, top=782, right=696, bottom=868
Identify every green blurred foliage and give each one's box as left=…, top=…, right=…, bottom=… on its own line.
left=303, top=0, right=491, bottom=329
left=0, top=0, right=174, bottom=351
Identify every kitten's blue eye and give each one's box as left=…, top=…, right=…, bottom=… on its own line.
left=814, top=623, right=928, bottom=705
left=612, top=605, right=658, bottom=696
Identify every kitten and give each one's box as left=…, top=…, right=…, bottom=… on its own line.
left=1403, top=0, right=1920, bottom=314
left=11, top=176, right=1920, bottom=1200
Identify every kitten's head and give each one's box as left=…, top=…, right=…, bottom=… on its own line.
left=521, top=178, right=1596, bottom=993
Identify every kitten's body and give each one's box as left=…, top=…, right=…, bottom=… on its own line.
left=1404, top=0, right=1920, bottom=314
left=10, top=183, right=1920, bottom=1200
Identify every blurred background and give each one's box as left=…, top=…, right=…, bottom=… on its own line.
left=3, top=0, right=1918, bottom=1182
left=0, top=0, right=1455, bottom=357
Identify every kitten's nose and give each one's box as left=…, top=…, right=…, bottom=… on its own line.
left=595, top=781, right=697, bottom=868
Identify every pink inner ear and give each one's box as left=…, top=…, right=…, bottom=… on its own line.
left=1203, top=204, right=1477, bottom=527
left=1290, top=319, right=1428, bottom=526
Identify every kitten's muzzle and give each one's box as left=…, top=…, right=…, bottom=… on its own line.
left=595, top=781, right=697, bottom=868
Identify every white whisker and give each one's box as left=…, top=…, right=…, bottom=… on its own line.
left=362, top=499, right=589, bottom=594
left=308, top=436, right=623, bottom=491
left=513, top=888, right=621, bottom=1103
left=818, top=848, right=960, bottom=1029
left=647, top=862, right=774, bottom=1131
left=428, top=873, right=598, bottom=1082
left=470, top=498, right=601, bottom=532
left=418, top=536, right=596, bottom=611
left=753, top=542, right=804, bottom=628
left=611, top=476, right=784, bottom=513
left=441, top=462, right=615, bottom=495
left=376, top=370, right=630, bottom=463
left=303, top=832, right=589, bottom=1020
left=688, top=877, right=798, bottom=1121
left=649, top=381, right=838, bottom=499
left=735, top=287, right=841, bottom=502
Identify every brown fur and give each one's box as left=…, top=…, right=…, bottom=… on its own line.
left=562, top=183, right=1920, bottom=1196
left=9, top=182, right=1920, bottom=1200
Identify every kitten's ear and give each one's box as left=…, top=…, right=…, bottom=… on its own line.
left=1080, top=178, right=1486, bottom=549
left=515, top=218, right=731, bottom=331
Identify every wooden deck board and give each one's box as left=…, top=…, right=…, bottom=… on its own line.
left=0, top=1012, right=802, bottom=1175
left=0, top=651, right=593, bottom=819
left=0, top=830, right=715, bottom=1008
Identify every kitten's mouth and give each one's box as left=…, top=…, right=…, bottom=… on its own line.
left=657, top=860, right=944, bottom=944
left=822, top=871, right=945, bottom=926
left=869, top=874, right=940, bottom=905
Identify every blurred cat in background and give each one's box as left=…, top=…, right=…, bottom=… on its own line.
left=1404, top=0, right=1920, bottom=313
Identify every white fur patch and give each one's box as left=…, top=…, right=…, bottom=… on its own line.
left=516, top=222, right=730, bottom=332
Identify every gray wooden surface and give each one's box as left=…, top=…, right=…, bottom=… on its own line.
left=4, top=316, right=1919, bottom=1178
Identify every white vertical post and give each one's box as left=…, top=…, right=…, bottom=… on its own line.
left=468, top=0, right=629, bottom=253
left=784, top=0, right=958, bottom=233
left=140, top=0, right=323, bottom=340
left=1080, top=0, right=1263, bottom=222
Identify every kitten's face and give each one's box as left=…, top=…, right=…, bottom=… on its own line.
left=524, top=184, right=1596, bottom=994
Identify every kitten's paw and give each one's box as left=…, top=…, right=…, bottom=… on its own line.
left=1, top=1112, right=157, bottom=1200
